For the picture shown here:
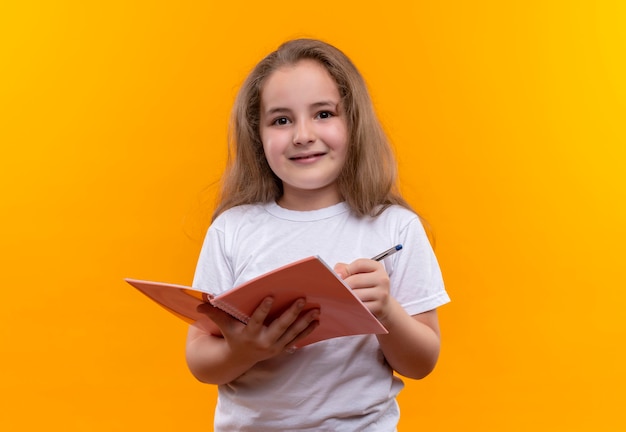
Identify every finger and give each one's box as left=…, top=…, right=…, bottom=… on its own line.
left=350, top=286, right=379, bottom=302
left=333, top=262, right=350, bottom=279
left=265, top=298, right=307, bottom=339
left=283, top=319, right=320, bottom=352
left=344, top=272, right=377, bottom=289
left=279, top=308, right=320, bottom=349
left=247, top=296, right=275, bottom=328
left=350, top=258, right=381, bottom=273
left=335, top=259, right=381, bottom=281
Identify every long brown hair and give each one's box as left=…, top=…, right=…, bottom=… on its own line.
left=213, top=38, right=411, bottom=220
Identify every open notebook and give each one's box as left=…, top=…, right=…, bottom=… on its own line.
left=126, top=256, right=388, bottom=348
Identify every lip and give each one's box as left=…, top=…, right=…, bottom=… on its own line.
left=288, top=152, right=327, bottom=163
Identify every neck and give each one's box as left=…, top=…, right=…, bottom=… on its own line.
left=277, top=187, right=342, bottom=211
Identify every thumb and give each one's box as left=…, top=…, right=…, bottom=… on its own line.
left=333, top=262, right=351, bottom=280
left=196, top=302, right=237, bottom=330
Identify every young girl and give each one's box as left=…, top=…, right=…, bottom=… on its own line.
left=186, top=38, right=450, bottom=431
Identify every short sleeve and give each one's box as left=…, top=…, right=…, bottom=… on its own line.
left=388, top=216, right=450, bottom=316
left=192, top=217, right=234, bottom=296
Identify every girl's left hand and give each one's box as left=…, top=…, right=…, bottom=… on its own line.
left=333, top=259, right=392, bottom=324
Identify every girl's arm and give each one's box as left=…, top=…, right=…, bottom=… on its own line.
left=186, top=297, right=320, bottom=385
left=334, top=259, right=441, bottom=379
left=376, top=304, right=441, bottom=379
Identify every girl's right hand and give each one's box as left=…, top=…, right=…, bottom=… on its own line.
left=196, top=297, right=320, bottom=363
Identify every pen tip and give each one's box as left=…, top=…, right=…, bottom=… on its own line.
left=396, top=244, right=403, bottom=251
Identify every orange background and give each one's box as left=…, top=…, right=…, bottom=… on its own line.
left=1, top=1, right=624, bottom=430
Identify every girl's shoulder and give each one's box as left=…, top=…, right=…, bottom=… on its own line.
left=375, top=204, right=420, bottom=223
left=211, top=203, right=267, bottom=228
left=372, top=204, right=430, bottom=238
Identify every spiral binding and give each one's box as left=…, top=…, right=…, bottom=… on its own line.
left=210, top=299, right=250, bottom=324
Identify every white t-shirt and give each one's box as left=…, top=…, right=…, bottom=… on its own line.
left=193, top=202, right=450, bottom=431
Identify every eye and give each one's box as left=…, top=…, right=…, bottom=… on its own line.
left=316, top=111, right=334, bottom=119
left=272, top=117, right=290, bottom=126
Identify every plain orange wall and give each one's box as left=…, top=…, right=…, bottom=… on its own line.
left=1, top=1, right=625, bottom=431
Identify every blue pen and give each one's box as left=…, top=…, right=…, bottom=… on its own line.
left=371, top=244, right=403, bottom=261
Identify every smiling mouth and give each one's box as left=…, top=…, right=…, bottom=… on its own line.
left=290, top=153, right=326, bottom=161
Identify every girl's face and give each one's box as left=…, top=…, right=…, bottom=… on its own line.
left=260, top=59, right=348, bottom=211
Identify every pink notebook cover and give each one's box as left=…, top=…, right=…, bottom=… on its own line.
left=126, top=256, right=388, bottom=347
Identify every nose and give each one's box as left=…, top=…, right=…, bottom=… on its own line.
left=293, top=119, right=315, bottom=146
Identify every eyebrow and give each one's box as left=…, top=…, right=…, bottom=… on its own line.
left=264, top=101, right=339, bottom=116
